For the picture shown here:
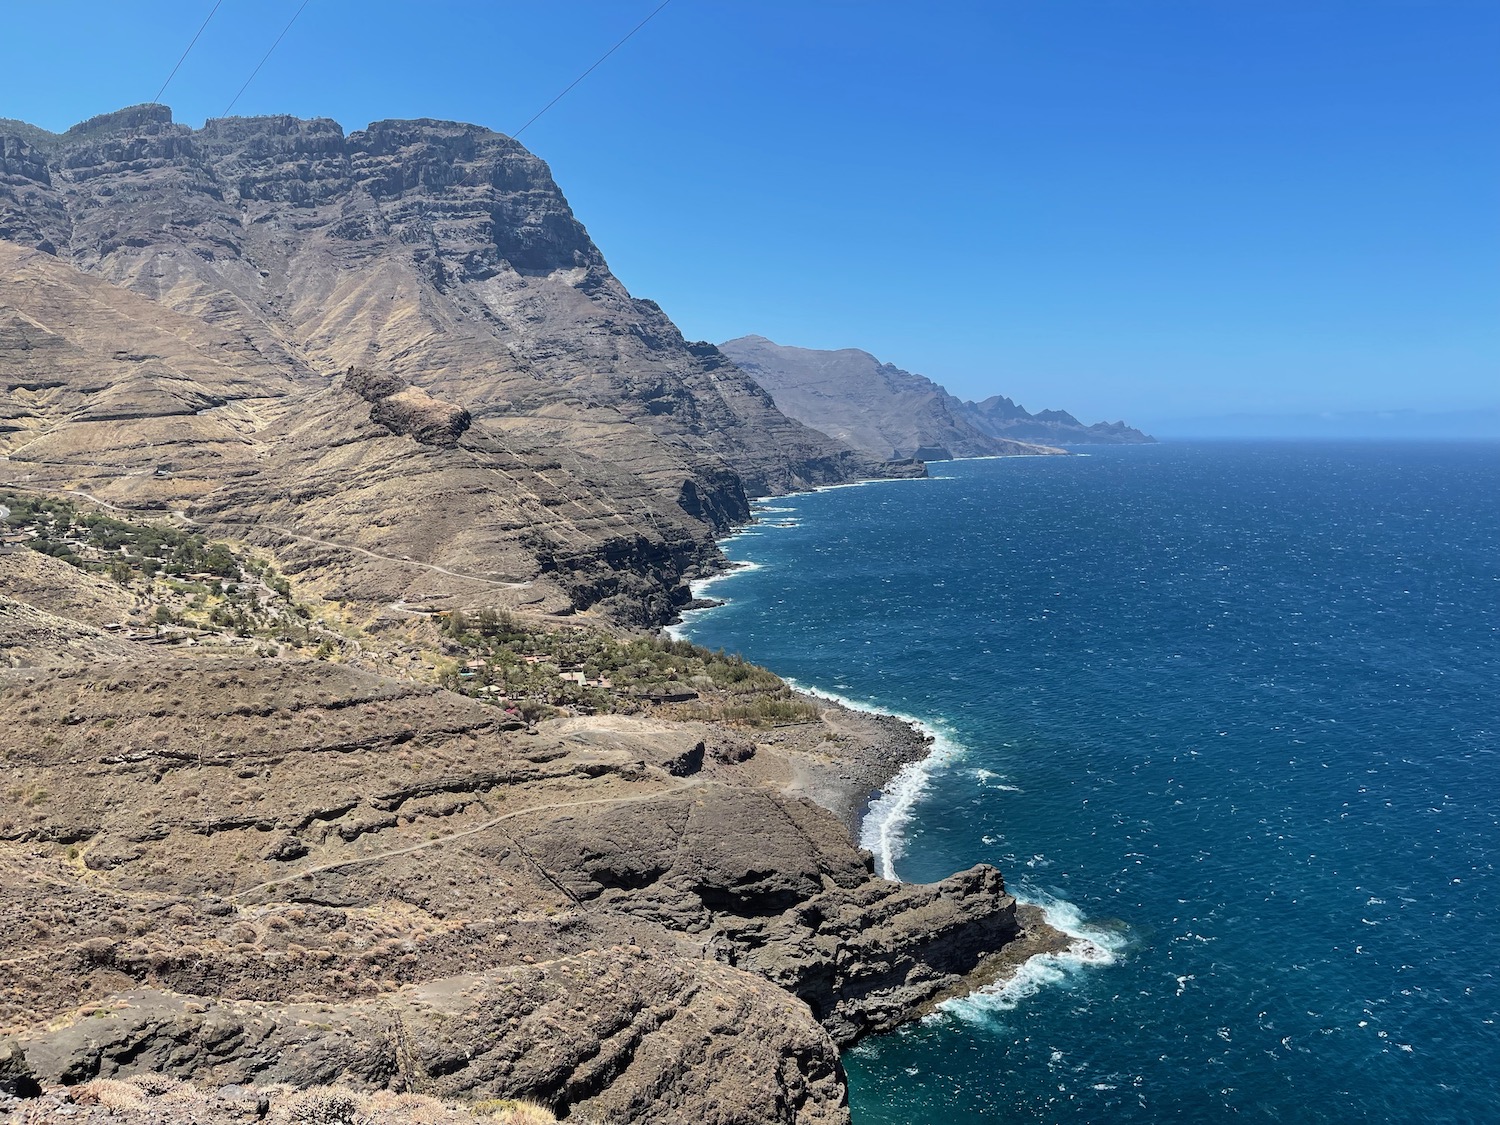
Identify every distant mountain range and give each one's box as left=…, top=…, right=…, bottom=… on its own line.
left=719, top=336, right=1152, bottom=462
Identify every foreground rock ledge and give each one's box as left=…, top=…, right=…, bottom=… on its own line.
left=0, top=650, right=1054, bottom=1123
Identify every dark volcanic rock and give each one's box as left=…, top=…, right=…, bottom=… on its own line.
left=0, top=1039, right=41, bottom=1099
left=345, top=366, right=471, bottom=446
left=16, top=953, right=849, bottom=1124
left=523, top=782, right=1022, bottom=1043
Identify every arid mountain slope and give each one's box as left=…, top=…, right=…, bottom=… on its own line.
left=721, top=335, right=1054, bottom=460
left=2, top=106, right=912, bottom=625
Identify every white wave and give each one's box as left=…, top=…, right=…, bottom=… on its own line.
left=808, top=476, right=936, bottom=493
left=934, top=885, right=1125, bottom=1023
left=685, top=559, right=763, bottom=599
left=969, top=767, right=1022, bottom=792
left=665, top=561, right=765, bottom=640
left=781, top=679, right=962, bottom=881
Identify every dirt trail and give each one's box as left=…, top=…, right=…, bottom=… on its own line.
left=234, top=780, right=697, bottom=902
left=227, top=522, right=535, bottom=590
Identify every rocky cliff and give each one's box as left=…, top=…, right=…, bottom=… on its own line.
left=964, top=393, right=1153, bottom=446
left=0, top=569, right=1062, bottom=1122
left=720, top=335, right=1151, bottom=458
left=1, top=106, right=907, bottom=627
left=0, top=106, right=1056, bottom=1125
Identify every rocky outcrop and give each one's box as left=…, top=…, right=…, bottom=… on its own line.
left=346, top=366, right=471, bottom=446
left=16, top=954, right=848, bottom=1124
left=0, top=639, right=1052, bottom=1123
left=964, top=393, right=1153, bottom=445
left=522, top=786, right=1020, bottom=1045
left=0, top=1038, right=40, bottom=1099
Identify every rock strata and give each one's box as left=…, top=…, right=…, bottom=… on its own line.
left=0, top=621, right=1056, bottom=1124
left=0, top=107, right=915, bottom=630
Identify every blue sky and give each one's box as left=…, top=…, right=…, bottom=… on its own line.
left=2, top=1, right=1496, bottom=431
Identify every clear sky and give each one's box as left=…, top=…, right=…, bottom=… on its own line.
left=3, top=1, right=1497, bottom=431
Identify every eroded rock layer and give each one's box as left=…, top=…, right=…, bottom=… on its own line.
left=1, top=107, right=913, bottom=627
left=0, top=640, right=1045, bottom=1123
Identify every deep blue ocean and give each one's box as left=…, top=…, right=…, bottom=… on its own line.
left=671, top=442, right=1500, bottom=1124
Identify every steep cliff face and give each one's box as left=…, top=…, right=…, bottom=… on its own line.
left=721, top=334, right=1153, bottom=456
left=964, top=393, right=1154, bottom=445
left=721, top=335, right=1063, bottom=460
left=0, top=106, right=897, bottom=624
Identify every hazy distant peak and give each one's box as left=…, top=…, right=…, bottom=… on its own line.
left=722, top=337, right=1153, bottom=453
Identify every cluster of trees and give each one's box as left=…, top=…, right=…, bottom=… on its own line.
left=437, top=612, right=816, bottom=726
left=5, top=490, right=317, bottom=647
left=4, top=492, right=239, bottom=582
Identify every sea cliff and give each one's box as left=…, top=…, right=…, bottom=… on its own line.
left=0, top=105, right=1047, bottom=1124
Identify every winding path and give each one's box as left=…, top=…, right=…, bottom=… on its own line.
left=233, top=780, right=695, bottom=903
left=218, top=521, right=535, bottom=591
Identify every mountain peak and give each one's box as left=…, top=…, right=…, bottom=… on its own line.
left=721, top=337, right=1153, bottom=455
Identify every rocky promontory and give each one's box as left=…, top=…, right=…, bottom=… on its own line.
left=0, top=621, right=1056, bottom=1122
left=720, top=335, right=1152, bottom=458
left=0, top=104, right=1061, bottom=1124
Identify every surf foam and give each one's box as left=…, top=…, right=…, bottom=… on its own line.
left=782, top=678, right=961, bottom=882
left=935, top=884, right=1125, bottom=1023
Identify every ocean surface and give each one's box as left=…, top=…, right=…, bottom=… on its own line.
left=670, top=441, right=1500, bottom=1124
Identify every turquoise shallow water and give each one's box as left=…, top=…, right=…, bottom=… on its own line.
left=671, top=442, right=1500, bottom=1124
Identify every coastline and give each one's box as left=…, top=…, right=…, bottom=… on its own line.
left=671, top=490, right=1078, bottom=1030
left=763, top=690, right=935, bottom=835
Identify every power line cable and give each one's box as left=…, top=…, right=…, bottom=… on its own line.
left=153, top=0, right=226, bottom=105
left=221, top=0, right=312, bottom=117
left=512, top=0, right=674, bottom=139
left=442, top=0, right=675, bottom=195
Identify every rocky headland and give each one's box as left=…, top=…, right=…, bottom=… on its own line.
left=720, top=335, right=1152, bottom=459
left=1, top=106, right=1066, bottom=1124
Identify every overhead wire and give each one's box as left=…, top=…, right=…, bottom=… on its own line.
left=152, top=0, right=226, bottom=105
left=512, top=0, right=674, bottom=139
left=221, top=0, right=313, bottom=117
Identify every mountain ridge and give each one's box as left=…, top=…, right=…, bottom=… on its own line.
left=1, top=105, right=917, bottom=626
left=720, top=334, right=1152, bottom=460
